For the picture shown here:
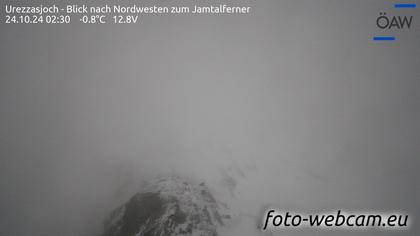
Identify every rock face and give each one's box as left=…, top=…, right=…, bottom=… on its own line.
left=102, top=175, right=230, bottom=236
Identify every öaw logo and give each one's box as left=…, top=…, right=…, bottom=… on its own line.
left=373, top=3, right=416, bottom=41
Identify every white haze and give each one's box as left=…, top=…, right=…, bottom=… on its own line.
left=1, top=1, right=419, bottom=236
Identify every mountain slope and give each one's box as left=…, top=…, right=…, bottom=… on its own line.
left=102, top=175, right=230, bottom=236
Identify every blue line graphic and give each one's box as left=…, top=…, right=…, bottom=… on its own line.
left=394, top=3, right=416, bottom=8
left=373, top=36, right=396, bottom=41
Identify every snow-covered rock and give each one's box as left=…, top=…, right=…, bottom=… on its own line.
left=102, top=174, right=231, bottom=236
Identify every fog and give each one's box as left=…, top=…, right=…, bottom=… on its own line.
left=1, top=1, right=419, bottom=235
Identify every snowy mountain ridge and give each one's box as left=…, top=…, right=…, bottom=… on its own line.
left=102, top=174, right=231, bottom=236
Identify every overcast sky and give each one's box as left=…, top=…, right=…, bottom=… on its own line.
left=1, top=0, right=419, bottom=235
